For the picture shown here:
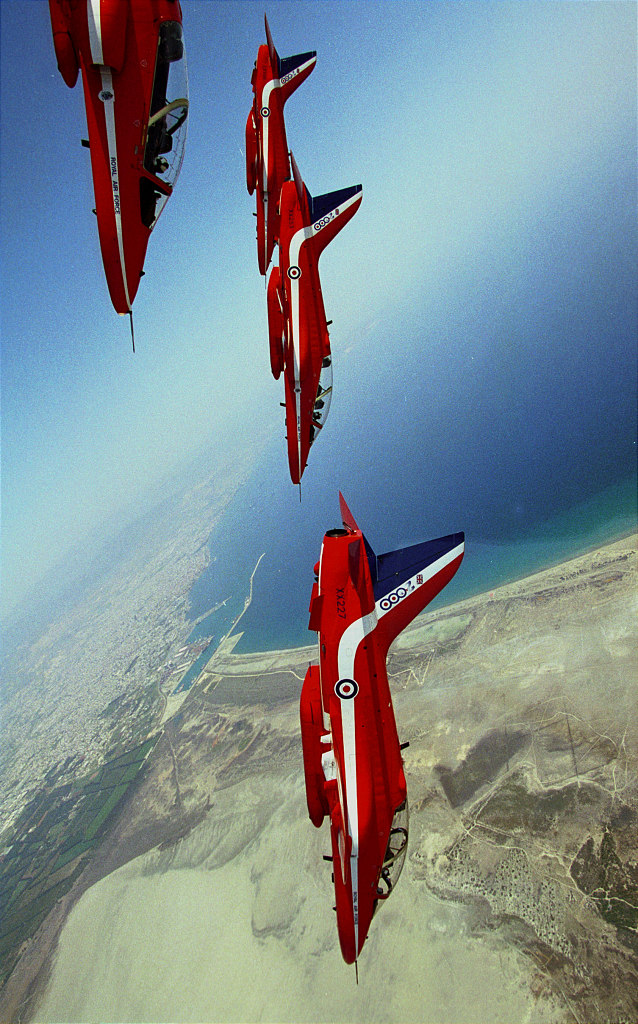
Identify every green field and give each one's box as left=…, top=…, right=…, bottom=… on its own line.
left=0, top=734, right=159, bottom=989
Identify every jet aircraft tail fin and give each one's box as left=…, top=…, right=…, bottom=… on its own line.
left=265, top=14, right=277, bottom=66
left=339, top=491, right=381, bottom=577
left=338, top=496, right=464, bottom=653
left=339, top=491, right=359, bottom=533
left=265, top=15, right=316, bottom=101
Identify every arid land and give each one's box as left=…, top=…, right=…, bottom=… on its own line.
left=1, top=534, right=636, bottom=1023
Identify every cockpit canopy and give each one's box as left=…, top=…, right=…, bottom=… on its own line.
left=376, top=799, right=409, bottom=904
left=141, top=21, right=188, bottom=229
left=309, top=356, right=333, bottom=447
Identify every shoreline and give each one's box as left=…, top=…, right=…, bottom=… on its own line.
left=187, top=477, right=638, bottom=658
left=212, top=529, right=637, bottom=668
left=1, top=530, right=635, bottom=1023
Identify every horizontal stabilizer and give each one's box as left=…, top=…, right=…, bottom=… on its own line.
left=370, top=530, right=464, bottom=651
left=308, top=590, right=323, bottom=631
left=311, top=185, right=362, bottom=224
left=373, top=533, right=464, bottom=602
left=279, top=49, right=317, bottom=78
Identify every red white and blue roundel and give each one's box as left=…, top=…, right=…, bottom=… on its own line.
left=379, top=586, right=409, bottom=611
left=335, top=678, right=359, bottom=700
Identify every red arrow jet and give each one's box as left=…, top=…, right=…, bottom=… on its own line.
left=246, top=15, right=316, bottom=275
left=268, top=157, right=362, bottom=486
left=300, top=494, right=464, bottom=965
left=49, top=0, right=189, bottom=329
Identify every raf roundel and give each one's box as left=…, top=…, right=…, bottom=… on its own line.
left=380, top=585, right=409, bottom=612
left=287, top=265, right=301, bottom=280
left=335, top=678, right=359, bottom=700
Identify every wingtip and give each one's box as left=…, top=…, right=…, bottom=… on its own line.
left=128, top=310, right=135, bottom=353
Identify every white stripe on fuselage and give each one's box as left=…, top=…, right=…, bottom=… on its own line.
left=336, top=609, right=376, bottom=956
left=286, top=188, right=361, bottom=476
left=260, top=79, right=275, bottom=272
left=87, top=0, right=103, bottom=64
left=86, top=1, right=131, bottom=310
left=259, top=55, right=316, bottom=272
left=99, top=69, right=131, bottom=311
left=333, top=539, right=464, bottom=956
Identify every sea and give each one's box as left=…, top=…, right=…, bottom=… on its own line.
left=186, top=432, right=636, bottom=655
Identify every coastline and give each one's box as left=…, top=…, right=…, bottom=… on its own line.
left=226, top=501, right=638, bottom=656
left=2, top=531, right=635, bottom=1024
left=210, top=529, right=637, bottom=669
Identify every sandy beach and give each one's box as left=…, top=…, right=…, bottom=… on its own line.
left=8, top=534, right=638, bottom=1023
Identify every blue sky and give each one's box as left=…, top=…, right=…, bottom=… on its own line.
left=1, top=0, right=636, bottom=617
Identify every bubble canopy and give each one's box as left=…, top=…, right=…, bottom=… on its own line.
left=141, top=21, right=188, bottom=228
left=375, top=800, right=409, bottom=905
left=309, top=356, right=333, bottom=447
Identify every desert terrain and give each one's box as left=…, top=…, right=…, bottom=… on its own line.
left=3, top=535, right=636, bottom=1023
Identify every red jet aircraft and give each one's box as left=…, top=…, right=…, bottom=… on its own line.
left=246, top=16, right=316, bottom=275
left=300, top=494, right=464, bottom=966
left=49, top=0, right=189, bottom=334
left=268, top=156, right=362, bottom=486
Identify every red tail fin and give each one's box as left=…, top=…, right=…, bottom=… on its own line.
left=264, top=14, right=277, bottom=69
left=339, top=492, right=359, bottom=533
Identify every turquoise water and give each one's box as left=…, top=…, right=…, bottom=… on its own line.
left=187, top=467, right=636, bottom=655
left=174, top=641, right=220, bottom=692
left=448, top=475, right=637, bottom=602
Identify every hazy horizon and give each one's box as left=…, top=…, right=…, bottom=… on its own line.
left=2, top=0, right=636, bottom=618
